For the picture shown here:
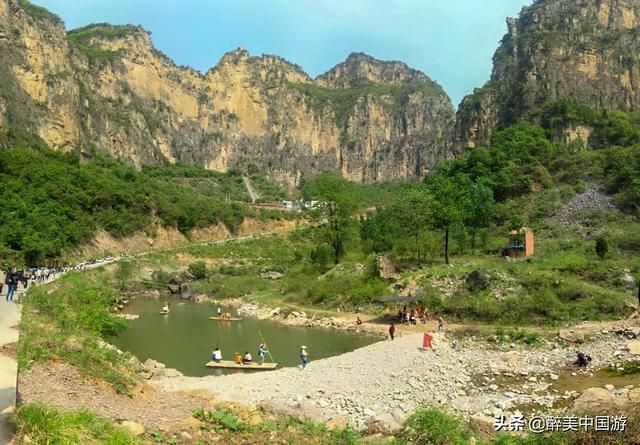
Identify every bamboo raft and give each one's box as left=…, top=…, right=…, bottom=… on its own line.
left=160, top=310, right=170, bottom=315
left=208, top=316, right=243, bottom=321
left=205, top=360, right=278, bottom=370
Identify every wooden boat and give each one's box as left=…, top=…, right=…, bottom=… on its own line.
left=205, top=360, right=277, bottom=370
left=208, top=316, right=243, bottom=321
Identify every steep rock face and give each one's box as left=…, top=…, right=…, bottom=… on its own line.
left=455, top=0, right=640, bottom=150
left=0, top=1, right=454, bottom=186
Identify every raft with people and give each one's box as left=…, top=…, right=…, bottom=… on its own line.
left=205, top=360, right=278, bottom=370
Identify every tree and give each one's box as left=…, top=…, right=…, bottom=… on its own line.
left=303, top=172, right=360, bottom=264
left=114, top=260, right=134, bottom=291
left=465, top=182, right=495, bottom=250
left=424, top=174, right=472, bottom=264
left=393, top=186, right=432, bottom=262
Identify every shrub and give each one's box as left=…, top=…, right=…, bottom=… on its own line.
left=188, top=261, right=208, bottom=280
left=595, top=237, right=608, bottom=259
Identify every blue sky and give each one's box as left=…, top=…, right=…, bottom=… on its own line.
left=34, top=0, right=532, bottom=107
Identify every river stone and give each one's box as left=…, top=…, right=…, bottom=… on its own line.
left=120, top=421, right=145, bottom=436
left=559, top=330, right=584, bottom=343
left=164, top=368, right=182, bottom=378
left=144, top=358, right=165, bottom=369
left=470, top=414, right=495, bottom=434
left=248, top=412, right=264, bottom=426
left=628, top=388, right=640, bottom=403
left=501, top=351, right=521, bottom=365
left=327, top=416, right=348, bottom=430
left=367, top=413, right=400, bottom=432
left=572, top=387, right=615, bottom=411
left=628, top=341, right=640, bottom=355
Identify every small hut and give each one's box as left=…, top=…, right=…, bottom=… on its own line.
left=506, top=227, right=534, bottom=258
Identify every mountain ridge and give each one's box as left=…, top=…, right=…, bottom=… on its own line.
left=0, top=1, right=455, bottom=187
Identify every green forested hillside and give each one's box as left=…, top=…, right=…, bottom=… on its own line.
left=0, top=147, right=285, bottom=265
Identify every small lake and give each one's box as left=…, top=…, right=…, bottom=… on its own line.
left=111, top=297, right=379, bottom=377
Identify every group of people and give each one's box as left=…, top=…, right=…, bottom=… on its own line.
left=216, top=307, right=234, bottom=319
left=3, top=266, right=59, bottom=302
left=211, top=342, right=270, bottom=365
left=211, top=343, right=310, bottom=369
left=397, top=303, right=442, bottom=327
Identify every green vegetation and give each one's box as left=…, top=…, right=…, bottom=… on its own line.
left=595, top=237, right=608, bottom=259
left=13, top=404, right=140, bottom=445
left=15, top=402, right=640, bottom=445
left=142, top=164, right=286, bottom=203
left=287, top=80, right=444, bottom=122
left=303, top=172, right=361, bottom=264
left=18, top=270, right=138, bottom=393
left=66, top=24, right=140, bottom=64
left=541, top=99, right=640, bottom=147
left=391, top=406, right=640, bottom=445
left=188, top=261, right=207, bottom=280
left=192, top=407, right=362, bottom=445
left=17, top=0, right=61, bottom=23
left=0, top=147, right=288, bottom=265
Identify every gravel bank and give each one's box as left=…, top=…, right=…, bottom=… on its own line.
left=156, top=321, right=640, bottom=431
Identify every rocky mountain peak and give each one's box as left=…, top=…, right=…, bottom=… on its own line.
left=454, top=0, right=640, bottom=151
left=217, top=46, right=251, bottom=65
left=316, top=52, right=428, bottom=88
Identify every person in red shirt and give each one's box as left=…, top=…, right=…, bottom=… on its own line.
left=389, top=323, right=396, bottom=340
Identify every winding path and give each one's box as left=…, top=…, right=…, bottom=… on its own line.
left=0, top=292, right=20, bottom=444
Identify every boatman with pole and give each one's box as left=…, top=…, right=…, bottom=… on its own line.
left=258, top=343, right=268, bottom=365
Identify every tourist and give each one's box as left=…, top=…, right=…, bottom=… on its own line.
left=574, top=351, right=592, bottom=368
left=234, top=352, right=242, bottom=364
left=243, top=351, right=253, bottom=365
left=161, top=303, right=169, bottom=313
left=258, top=343, right=268, bottom=365
left=437, top=316, right=444, bottom=332
left=212, top=347, right=222, bottom=363
left=356, top=316, right=362, bottom=326
left=409, top=310, right=416, bottom=325
left=217, top=307, right=222, bottom=317
left=5, top=267, right=19, bottom=302
left=388, top=323, right=396, bottom=340
left=397, top=310, right=403, bottom=322
left=299, top=345, right=309, bottom=370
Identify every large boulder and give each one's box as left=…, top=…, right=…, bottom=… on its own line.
left=628, top=340, right=640, bottom=355
left=500, top=351, right=521, bottom=366
left=470, top=414, right=495, bottom=434
left=120, top=421, right=145, bottom=436
left=559, top=330, right=585, bottom=343
left=376, top=256, right=397, bottom=279
left=466, top=269, right=489, bottom=291
left=572, top=387, right=615, bottom=412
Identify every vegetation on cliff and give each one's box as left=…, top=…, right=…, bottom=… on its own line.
left=287, top=80, right=447, bottom=123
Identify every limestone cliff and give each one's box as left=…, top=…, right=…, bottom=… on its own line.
left=455, top=0, right=640, bottom=150
left=0, top=0, right=454, bottom=186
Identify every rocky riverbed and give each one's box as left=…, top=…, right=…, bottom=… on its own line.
left=155, top=320, right=640, bottom=431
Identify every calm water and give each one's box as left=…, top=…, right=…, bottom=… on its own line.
left=111, top=297, right=379, bottom=376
